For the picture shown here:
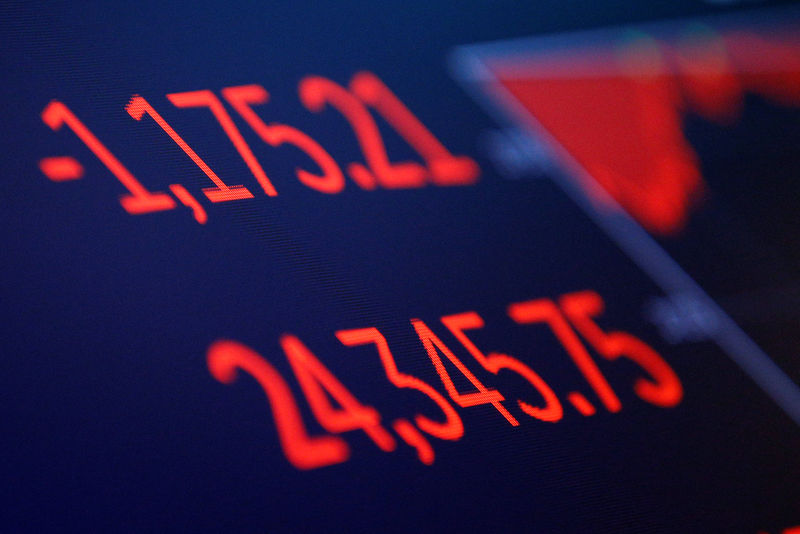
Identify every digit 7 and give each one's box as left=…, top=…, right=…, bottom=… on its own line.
left=166, top=89, right=279, bottom=196
left=559, top=291, right=683, bottom=407
left=441, top=311, right=563, bottom=422
left=221, top=84, right=345, bottom=194
left=508, top=298, right=623, bottom=413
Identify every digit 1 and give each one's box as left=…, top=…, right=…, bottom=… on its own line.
left=207, top=339, right=349, bottom=470
left=166, top=89, right=278, bottom=196
left=349, top=72, right=480, bottom=186
left=125, top=95, right=253, bottom=202
left=507, top=298, right=622, bottom=413
left=41, top=100, right=175, bottom=214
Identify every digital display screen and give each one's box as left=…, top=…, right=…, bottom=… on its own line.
left=3, top=1, right=799, bottom=531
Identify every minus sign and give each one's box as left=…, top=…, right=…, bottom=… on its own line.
left=39, top=156, right=84, bottom=181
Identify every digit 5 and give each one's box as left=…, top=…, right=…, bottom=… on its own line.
left=508, top=298, right=622, bottom=413
left=221, top=84, right=346, bottom=194
left=298, top=75, right=427, bottom=189
left=559, top=291, right=683, bottom=408
left=441, top=312, right=563, bottom=422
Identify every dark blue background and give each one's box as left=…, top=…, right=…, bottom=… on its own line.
left=2, top=1, right=799, bottom=531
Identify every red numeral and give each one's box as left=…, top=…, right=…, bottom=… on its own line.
left=281, top=334, right=396, bottom=452
left=336, top=327, right=463, bottom=441
left=560, top=291, right=683, bottom=407
left=126, top=95, right=253, bottom=202
left=207, top=339, right=348, bottom=470
left=411, top=318, right=519, bottom=425
left=508, top=298, right=623, bottom=413
left=441, top=312, right=563, bottom=422
left=349, top=72, right=480, bottom=186
left=41, top=101, right=175, bottom=214
left=299, top=76, right=427, bottom=189
left=222, top=84, right=345, bottom=194
left=166, top=89, right=278, bottom=196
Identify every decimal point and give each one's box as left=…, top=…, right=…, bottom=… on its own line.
left=567, top=392, right=597, bottom=417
